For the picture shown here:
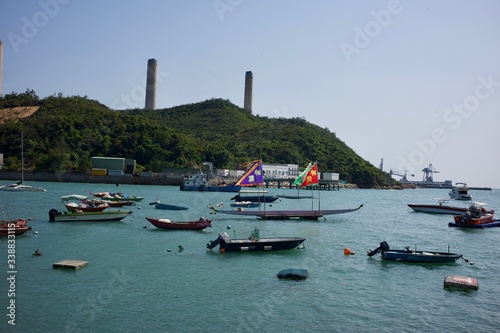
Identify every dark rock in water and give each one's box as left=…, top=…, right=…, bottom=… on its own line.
left=277, top=268, right=308, bottom=280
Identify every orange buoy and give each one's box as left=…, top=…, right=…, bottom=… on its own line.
left=220, top=248, right=225, bottom=253
left=344, top=247, right=351, bottom=255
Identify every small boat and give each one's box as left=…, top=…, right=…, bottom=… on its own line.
left=48, top=209, right=132, bottom=222
left=92, top=192, right=144, bottom=202
left=0, top=133, right=46, bottom=192
left=449, top=183, right=472, bottom=200
left=154, top=203, right=189, bottom=210
left=206, top=228, right=305, bottom=252
left=230, top=189, right=279, bottom=203
left=61, top=194, right=109, bottom=212
left=145, top=217, right=211, bottom=230
left=230, top=201, right=260, bottom=208
left=449, top=219, right=500, bottom=228
left=148, top=195, right=189, bottom=210
left=0, top=219, right=32, bottom=236
left=367, top=241, right=462, bottom=263
left=408, top=199, right=493, bottom=215
left=277, top=194, right=314, bottom=199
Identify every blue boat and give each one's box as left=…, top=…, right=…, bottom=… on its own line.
left=155, top=203, right=189, bottom=210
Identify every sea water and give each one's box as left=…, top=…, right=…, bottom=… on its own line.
left=1, top=182, right=499, bottom=333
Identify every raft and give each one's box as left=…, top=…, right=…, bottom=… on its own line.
left=444, top=276, right=478, bottom=290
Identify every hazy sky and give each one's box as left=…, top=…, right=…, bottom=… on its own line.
left=1, top=0, right=499, bottom=188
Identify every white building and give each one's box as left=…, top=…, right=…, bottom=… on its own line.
left=262, top=163, right=299, bottom=179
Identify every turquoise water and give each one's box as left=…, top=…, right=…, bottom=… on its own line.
left=1, top=182, right=499, bottom=333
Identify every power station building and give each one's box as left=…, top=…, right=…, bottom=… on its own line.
left=145, top=58, right=157, bottom=110
left=244, top=71, right=253, bottom=113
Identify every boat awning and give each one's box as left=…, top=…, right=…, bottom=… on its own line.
left=61, top=194, right=88, bottom=201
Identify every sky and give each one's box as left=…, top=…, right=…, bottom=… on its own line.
left=1, top=0, right=499, bottom=188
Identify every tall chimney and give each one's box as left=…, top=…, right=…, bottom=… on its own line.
left=145, top=58, right=157, bottom=110
left=244, top=71, right=253, bottom=113
left=0, top=40, right=3, bottom=98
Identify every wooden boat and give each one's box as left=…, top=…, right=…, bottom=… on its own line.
left=408, top=200, right=493, bottom=215
left=48, top=208, right=132, bottom=222
left=145, top=217, right=211, bottom=230
left=449, top=182, right=472, bottom=200
left=206, top=228, right=305, bottom=252
left=0, top=219, right=31, bottom=236
left=367, top=241, right=462, bottom=263
left=209, top=204, right=363, bottom=220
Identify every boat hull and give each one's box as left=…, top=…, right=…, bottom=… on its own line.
left=0, top=219, right=31, bottom=236
left=221, top=238, right=305, bottom=252
left=448, top=219, right=500, bottom=228
left=154, top=203, right=189, bottom=210
left=146, top=217, right=211, bottom=230
left=381, top=250, right=462, bottom=263
left=49, top=209, right=132, bottom=222
left=408, top=204, right=468, bottom=215
left=210, top=205, right=363, bottom=220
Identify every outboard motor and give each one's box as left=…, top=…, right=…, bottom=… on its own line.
left=48, top=209, right=60, bottom=222
left=206, top=232, right=231, bottom=250
left=460, top=211, right=472, bottom=223
left=367, top=241, right=390, bottom=257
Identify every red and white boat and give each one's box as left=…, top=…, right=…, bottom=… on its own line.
left=0, top=219, right=31, bottom=236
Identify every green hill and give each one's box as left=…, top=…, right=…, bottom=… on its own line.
left=0, top=90, right=396, bottom=188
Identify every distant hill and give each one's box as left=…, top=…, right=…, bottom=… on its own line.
left=0, top=90, right=397, bottom=188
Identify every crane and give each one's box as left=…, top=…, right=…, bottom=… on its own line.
left=422, top=164, right=439, bottom=182
left=389, top=169, right=414, bottom=181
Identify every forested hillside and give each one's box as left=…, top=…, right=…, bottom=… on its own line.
left=0, top=90, right=396, bottom=188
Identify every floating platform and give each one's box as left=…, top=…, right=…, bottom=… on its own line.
left=53, top=260, right=89, bottom=270
left=444, top=276, right=478, bottom=290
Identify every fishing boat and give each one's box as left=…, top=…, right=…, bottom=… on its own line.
left=277, top=194, right=314, bottom=199
left=48, top=208, right=132, bottom=222
left=0, top=132, right=46, bottom=192
left=145, top=217, right=211, bottom=230
left=367, top=241, right=462, bottom=263
left=180, top=160, right=263, bottom=192
left=62, top=194, right=109, bottom=212
left=209, top=162, right=363, bottom=220
left=450, top=211, right=495, bottom=227
left=449, top=183, right=472, bottom=200
left=408, top=200, right=493, bottom=215
left=0, top=219, right=32, bottom=236
left=206, top=228, right=305, bottom=252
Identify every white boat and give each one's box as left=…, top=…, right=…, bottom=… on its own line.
left=0, top=132, right=46, bottom=192
left=408, top=199, right=493, bottom=215
left=449, top=183, right=472, bottom=200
